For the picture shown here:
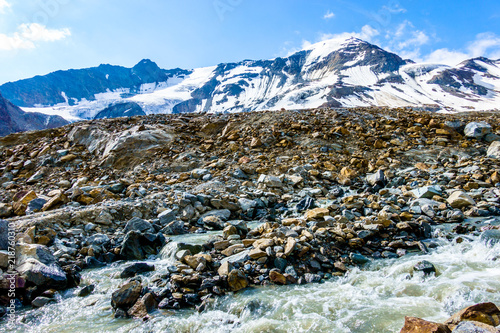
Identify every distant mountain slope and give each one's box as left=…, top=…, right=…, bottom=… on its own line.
left=0, top=59, right=191, bottom=107
left=2, top=37, right=500, bottom=121
left=0, top=92, right=68, bottom=137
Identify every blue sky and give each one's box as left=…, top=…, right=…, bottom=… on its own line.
left=0, top=0, right=499, bottom=84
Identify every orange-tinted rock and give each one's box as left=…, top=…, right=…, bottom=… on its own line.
left=400, top=317, right=451, bottom=333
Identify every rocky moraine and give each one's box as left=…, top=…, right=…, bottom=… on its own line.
left=1, top=107, right=500, bottom=332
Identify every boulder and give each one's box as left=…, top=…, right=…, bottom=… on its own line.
left=119, top=263, right=155, bottom=279
left=411, top=186, right=442, bottom=199
left=481, top=229, right=500, bottom=246
left=269, top=271, right=287, bottom=285
left=120, top=231, right=164, bottom=260
left=400, top=316, right=451, bottom=333
left=447, top=191, right=475, bottom=209
left=78, top=284, right=95, bottom=297
left=413, top=260, right=436, bottom=275
left=161, top=220, right=185, bottom=235
left=445, top=302, right=500, bottom=329
left=257, top=175, right=283, bottom=188
left=451, top=321, right=499, bottom=332
left=366, top=169, right=386, bottom=186
left=305, top=208, right=330, bottom=221
left=0, top=220, right=8, bottom=250
left=17, top=258, right=67, bottom=289
left=487, top=141, right=500, bottom=159
left=32, top=296, right=52, bottom=308
left=127, top=293, right=157, bottom=318
left=124, top=217, right=155, bottom=234
left=464, top=122, right=492, bottom=139
left=158, top=209, right=177, bottom=225
left=227, top=269, right=248, bottom=292
left=111, top=280, right=142, bottom=310
left=218, top=261, right=234, bottom=276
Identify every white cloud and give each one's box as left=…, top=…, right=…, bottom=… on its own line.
left=421, top=33, right=500, bottom=65
left=0, top=23, right=70, bottom=51
left=382, top=4, right=406, bottom=14
left=422, top=49, right=469, bottom=65
left=468, top=32, right=500, bottom=58
left=323, top=11, right=335, bottom=20
left=319, top=25, right=380, bottom=43
left=397, top=31, right=429, bottom=49
left=0, top=0, right=10, bottom=13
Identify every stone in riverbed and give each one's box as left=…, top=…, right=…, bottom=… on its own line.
left=227, top=269, right=248, bottom=292
left=400, top=316, right=451, bottom=333
left=161, top=220, right=185, bottom=235
left=269, top=270, right=287, bottom=285
left=451, top=321, right=499, bottom=332
left=111, top=280, right=142, bottom=310
left=127, top=293, right=157, bottom=318
left=445, top=302, right=500, bottom=329
left=480, top=229, right=500, bottom=246
left=413, top=260, right=436, bottom=275
left=447, top=191, right=475, bottom=209
left=218, top=262, right=234, bottom=276
left=119, top=263, right=155, bottom=279
left=119, top=231, right=165, bottom=260
left=31, top=296, right=53, bottom=308
left=17, top=258, right=67, bottom=289
left=78, top=284, right=95, bottom=297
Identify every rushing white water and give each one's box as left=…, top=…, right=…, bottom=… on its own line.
left=4, top=232, right=500, bottom=333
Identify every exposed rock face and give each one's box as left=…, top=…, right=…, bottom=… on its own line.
left=68, top=123, right=175, bottom=167
left=94, top=102, right=146, bottom=119
left=0, top=92, right=68, bottom=137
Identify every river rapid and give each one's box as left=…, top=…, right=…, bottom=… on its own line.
left=4, top=221, right=500, bottom=333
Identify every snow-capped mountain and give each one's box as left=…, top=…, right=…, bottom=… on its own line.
left=2, top=37, right=500, bottom=121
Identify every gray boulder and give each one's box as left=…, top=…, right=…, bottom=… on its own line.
left=487, top=141, right=500, bottom=159
left=17, top=258, right=67, bottom=289
left=464, top=121, right=492, bottom=139
left=124, top=217, right=155, bottom=234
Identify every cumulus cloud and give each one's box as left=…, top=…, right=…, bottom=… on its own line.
left=319, top=25, right=380, bottom=43
left=323, top=11, right=335, bottom=20
left=0, top=0, right=10, bottom=13
left=420, top=33, right=500, bottom=65
left=0, top=23, right=70, bottom=51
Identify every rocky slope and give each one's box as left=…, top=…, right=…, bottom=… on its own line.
left=0, top=92, right=68, bottom=137
left=2, top=37, right=500, bottom=121
left=1, top=107, right=500, bottom=325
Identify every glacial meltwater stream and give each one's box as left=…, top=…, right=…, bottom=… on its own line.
left=4, top=225, right=500, bottom=333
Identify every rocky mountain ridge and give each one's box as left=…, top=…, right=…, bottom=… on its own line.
left=1, top=37, right=500, bottom=122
